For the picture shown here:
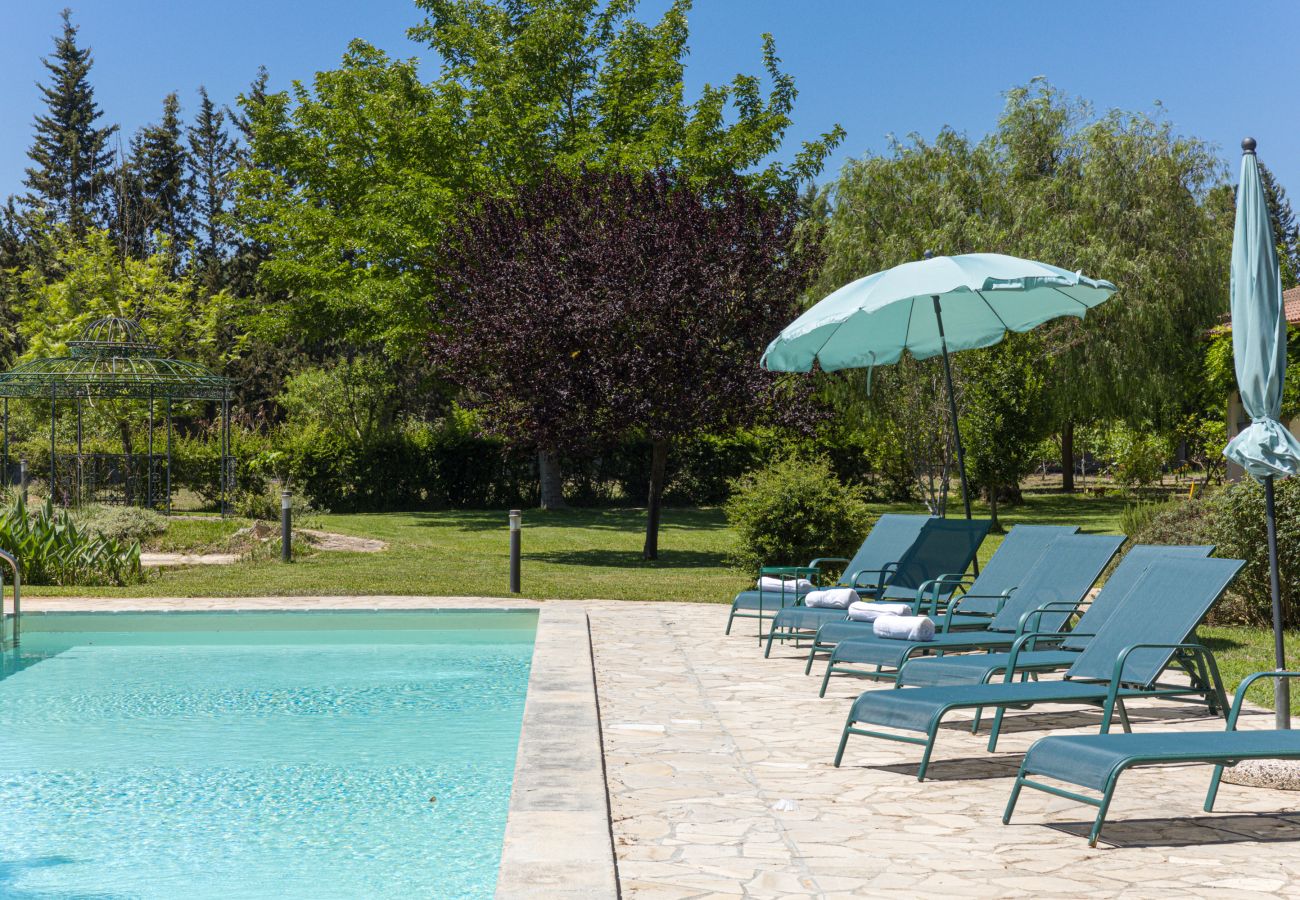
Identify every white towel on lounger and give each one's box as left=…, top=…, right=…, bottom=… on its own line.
left=756, top=576, right=812, bottom=593
left=872, top=614, right=936, bottom=642
left=846, top=601, right=912, bottom=622
left=803, top=588, right=859, bottom=609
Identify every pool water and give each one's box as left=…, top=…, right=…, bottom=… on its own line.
left=0, top=611, right=536, bottom=899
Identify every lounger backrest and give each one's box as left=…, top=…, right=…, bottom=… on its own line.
left=877, top=517, right=992, bottom=601
left=839, top=514, right=932, bottom=582
left=986, top=534, right=1125, bottom=634
left=953, top=524, right=1080, bottom=615
left=1061, top=544, right=1215, bottom=651
left=1064, top=556, right=1245, bottom=686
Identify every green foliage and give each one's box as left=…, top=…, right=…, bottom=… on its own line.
left=723, top=456, right=870, bottom=571
left=1102, top=422, right=1175, bottom=491
left=73, top=503, right=167, bottom=543
left=960, top=336, right=1051, bottom=523
left=278, top=356, right=400, bottom=444
left=236, top=0, right=842, bottom=355
left=1205, top=326, right=1300, bottom=423
left=812, top=78, right=1231, bottom=436
left=0, top=497, right=143, bottom=586
left=1208, top=478, right=1300, bottom=627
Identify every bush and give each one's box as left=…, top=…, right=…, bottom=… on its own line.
left=0, top=497, right=144, bottom=586
left=1206, top=478, right=1300, bottom=627
left=723, top=455, right=871, bottom=572
left=1125, top=496, right=1216, bottom=546
left=74, top=503, right=167, bottom=543
left=1103, top=423, right=1174, bottom=492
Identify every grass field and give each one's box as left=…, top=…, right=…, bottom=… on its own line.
left=28, top=489, right=1299, bottom=709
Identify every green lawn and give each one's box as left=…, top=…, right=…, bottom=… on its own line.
left=32, top=491, right=1129, bottom=601
left=28, top=490, right=1298, bottom=710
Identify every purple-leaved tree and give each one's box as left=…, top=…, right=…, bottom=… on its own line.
left=430, top=167, right=816, bottom=558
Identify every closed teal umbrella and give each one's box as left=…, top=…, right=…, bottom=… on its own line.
left=1223, top=137, right=1300, bottom=728
left=762, top=252, right=1115, bottom=521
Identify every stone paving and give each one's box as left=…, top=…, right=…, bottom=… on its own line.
left=592, top=602, right=1300, bottom=899
left=24, top=594, right=1300, bottom=897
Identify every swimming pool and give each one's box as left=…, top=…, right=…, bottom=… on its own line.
left=0, top=610, right=537, bottom=898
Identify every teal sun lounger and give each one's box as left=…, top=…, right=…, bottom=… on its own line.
left=833, top=556, right=1245, bottom=781
left=817, top=533, right=1123, bottom=696
left=725, top=513, right=931, bottom=636
left=803, top=524, right=1079, bottom=672
left=762, top=517, right=989, bottom=655
left=1006, top=671, right=1300, bottom=846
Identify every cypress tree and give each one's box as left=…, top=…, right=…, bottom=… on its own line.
left=129, top=92, right=193, bottom=253
left=1260, top=162, right=1300, bottom=287
left=187, top=86, right=237, bottom=267
left=22, top=8, right=117, bottom=236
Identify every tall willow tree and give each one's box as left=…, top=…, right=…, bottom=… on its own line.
left=813, top=80, right=1231, bottom=493
left=236, top=0, right=842, bottom=506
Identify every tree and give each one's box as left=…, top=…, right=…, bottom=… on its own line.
left=128, top=93, right=193, bottom=257
left=1259, top=161, right=1300, bottom=287
left=21, top=9, right=117, bottom=237
left=811, top=79, right=1230, bottom=494
left=430, top=168, right=816, bottom=557
left=959, top=338, right=1050, bottom=530
left=188, top=87, right=239, bottom=271
left=235, top=0, right=842, bottom=503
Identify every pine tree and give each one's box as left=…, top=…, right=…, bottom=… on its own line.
left=22, top=9, right=117, bottom=236
left=187, top=86, right=237, bottom=267
left=1260, top=162, right=1300, bottom=287
left=129, top=92, right=193, bottom=253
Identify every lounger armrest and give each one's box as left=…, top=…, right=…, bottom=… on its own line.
left=1017, top=600, right=1085, bottom=635
left=808, top=557, right=849, bottom=569
left=759, top=566, right=820, bottom=578
left=1226, top=670, right=1300, bottom=730
left=1003, top=630, right=1073, bottom=677
left=913, top=574, right=968, bottom=616
left=1109, top=642, right=1215, bottom=691
left=849, top=562, right=899, bottom=597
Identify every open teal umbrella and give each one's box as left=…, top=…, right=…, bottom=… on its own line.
left=762, top=252, right=1116, bottom=521
left=1223, top=137, right=1300, bottom=728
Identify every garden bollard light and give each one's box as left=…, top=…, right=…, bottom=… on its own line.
left=509, top=509, right=521, bottom=593
left=18, top=458, right=27, bottom=503
left=281, top=490, right=292, bottom=563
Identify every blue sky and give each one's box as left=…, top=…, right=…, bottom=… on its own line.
left=1, top=0, right=1297, bottom=200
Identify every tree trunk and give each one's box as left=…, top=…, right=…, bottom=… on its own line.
left=643, top=437, right=669, bottom=561
left=537, top=450, right=566, bottom=509
left=1060, top=421, right=1075, bottom=493
left=988, top=486, right=1001, bottom=534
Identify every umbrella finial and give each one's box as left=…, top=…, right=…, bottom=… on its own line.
left=1242, top=136, right=1257, bottom=155
left=923, top=249, right=934, bottom=260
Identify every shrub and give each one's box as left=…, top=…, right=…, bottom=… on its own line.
left=1125, top=496, right=1216, bottom=546
left=73, top=503, right=167, bottom=543
left=724, top=455, right=871, bottom=572
left=1207, top=478, right=1300, bottom=627
left=0, top=497, right=143, bottom=586
left=1103, top=423, right=1174, bottom=492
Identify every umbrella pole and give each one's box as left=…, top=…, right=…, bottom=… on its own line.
left=931, top=297, right=979, bottom=576
left=1264, top=474, right=1290, bottom=728
left=932, top=297, right=973, bottom=522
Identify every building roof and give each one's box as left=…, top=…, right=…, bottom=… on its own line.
left=1215, top=285, right=1300, bottom=332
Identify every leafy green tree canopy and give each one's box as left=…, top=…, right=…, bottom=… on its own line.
left=235, top=0, right=843, bottom=356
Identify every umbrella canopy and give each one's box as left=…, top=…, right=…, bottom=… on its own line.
left=760, top=253, right=1116, bottom=373
left=1223, top=142, right=1300, bottom=479
left=1222, top=137, right=1300, bottom=730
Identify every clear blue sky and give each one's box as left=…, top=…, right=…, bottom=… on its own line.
left=1, top=0, right=1297, bottom=201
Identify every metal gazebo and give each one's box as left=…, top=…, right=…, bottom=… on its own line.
left=0, top=317, right=237, bottom=513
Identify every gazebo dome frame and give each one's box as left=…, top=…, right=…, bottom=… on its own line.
left=0, top=316, right=237, bottom=513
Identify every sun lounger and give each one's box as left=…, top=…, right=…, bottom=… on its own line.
left=1005, top=670, right=1300, bottom=845
left=833, top=556, right=1245, bottom=780
left=816, top=534, right=1123, bottom=695
left=761, top=517, right=989, bottom=655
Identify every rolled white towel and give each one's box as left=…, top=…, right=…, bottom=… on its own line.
left=804, top=588, right=859, bottom=609
left=846, top=601, right=913, bottom=622
left=756, top=576, right=812, bottom=593
left=872, top=614, right=936, bottom=642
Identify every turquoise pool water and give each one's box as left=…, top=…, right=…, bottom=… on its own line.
left=0, top=610, right=537, bottom=898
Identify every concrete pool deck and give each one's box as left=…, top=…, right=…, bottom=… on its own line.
left=24, top=595, right=1300, bottom=898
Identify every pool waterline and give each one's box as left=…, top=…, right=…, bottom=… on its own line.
left=0, top=608, right=538, bottom=898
